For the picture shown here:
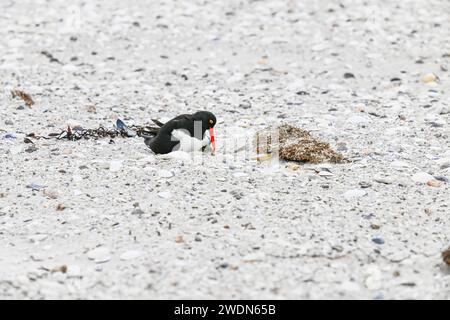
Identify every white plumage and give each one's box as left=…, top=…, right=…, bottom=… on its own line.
left=171, top=129, right=211, bottom=152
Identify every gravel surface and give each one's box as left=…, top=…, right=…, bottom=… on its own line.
left=1, top=0, right=449, bottom=299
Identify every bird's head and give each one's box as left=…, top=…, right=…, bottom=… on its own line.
left=193, top=111, right=216, bottom=154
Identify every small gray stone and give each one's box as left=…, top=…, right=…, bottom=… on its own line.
left=25, top=146, right=38, bottom=153
left=372, top=237, right=385, bottom=245
left=132, top=208, right=145, bottom=215
left=231, top=190, right=244, bottom=200
left=359, top=181, right=372, bottom=188
left=434, top=176, right=449, bottom=183
left=437, top=158, right=450, bottom=170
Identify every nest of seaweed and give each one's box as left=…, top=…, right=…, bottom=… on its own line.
left=254, top=124, right=343, bottom=163
left=443, top=248, right=450, bottom=266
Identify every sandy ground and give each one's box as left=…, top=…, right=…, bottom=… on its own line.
left=0, top=0, right=449, bottom=299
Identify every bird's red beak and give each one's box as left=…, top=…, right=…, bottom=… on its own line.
left=209, top=127, right=216, bottom=154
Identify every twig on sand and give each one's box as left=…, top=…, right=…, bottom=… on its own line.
left=11, top=90, right=34, bottom=107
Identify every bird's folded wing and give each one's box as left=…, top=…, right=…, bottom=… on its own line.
left=172, top=129, right=206, bottom=152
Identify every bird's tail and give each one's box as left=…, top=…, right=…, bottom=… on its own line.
left=137, top=119, right=165, bottom=138
left=137, top=126, right=160, bottom=138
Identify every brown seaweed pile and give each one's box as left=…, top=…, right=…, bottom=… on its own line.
left=254, top=124, right=343, bottom=163
left=443, top=248, right=450, bottom=266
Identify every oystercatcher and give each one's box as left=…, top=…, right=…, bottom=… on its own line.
left=144, top=111, right=216, bottom=154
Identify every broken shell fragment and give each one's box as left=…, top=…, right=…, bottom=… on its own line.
left=422, top=73, right=438, bottom=83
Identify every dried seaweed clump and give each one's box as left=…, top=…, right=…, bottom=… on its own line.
left=11, top=90, right=34, bottom=107
left=443, top=248, right=450, bottom=266
left=255, top=124, right=343, bottom=163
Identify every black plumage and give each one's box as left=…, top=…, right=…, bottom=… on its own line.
left=144, top=111, right=217, bottom=154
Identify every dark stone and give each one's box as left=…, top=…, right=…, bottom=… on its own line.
left=343, top=72, right=355, bottom=79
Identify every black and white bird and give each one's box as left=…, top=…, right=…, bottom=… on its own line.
left=143, top=111, right=217, bottom=155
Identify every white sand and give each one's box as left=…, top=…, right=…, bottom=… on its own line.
left=0, top=0, right=449, bottom=299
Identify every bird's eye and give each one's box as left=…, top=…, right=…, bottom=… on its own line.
left=209, top=119, right=214, bottom=124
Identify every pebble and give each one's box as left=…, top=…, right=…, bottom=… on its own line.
left=429, top=120, right=445, bottom=128
left=63, top=64, right=78, bottom=72
left=9, top=146, right=23, bottom=155
left=158, top=191, right=172, bottom=199
left=337, top=143, right=348, bottom=151
left=66, top=265, right=82, bottom=278
left=426, top=180, right=442, bottom=187
left=159, top=169, right=174, bottom=178
left=233, top=172, right=248, bottom=178
left=242, top=252, right=265, bottom=263
left=345, top=115, right=370, bottom=125
left=364, top=266, right=382, bottom=290
left=51, top=265, right=68, bottom=273
left=318, top=171, right=334, bottom=177
left=373, top=176, right=394, bottom=185
left=371, top=237, right=385, bottom=245
left=131, top=208, right=145, bottom=215
left=109, top=160, right=123, bottom=172
left=391, top=160, right=410, bottom=169
left=437, top=158, right=450, bottom=170
left=287, top=164, right=300, bottom=171
left=26, top=183, right=45, bottom=191
left=56, top=204, right=66, bottom=211
left=343, top=72, right=355, bottom=79
left=72, top=174, right=83, bottom=182
left=254, top=154, right=273, bottom=162
left=422, top=73, right=437, bottom=83
left=437, top=105, right=450, bottom=115
left=4, top=133, right=17, bottom=139
left=343, top=189, right=367, bottom=200
left=25, top=145, right=38, bottom=153
left=434, top=176, right=449, bottom=183
left=87, top=247, right=111, bottom=264
left=120, top=250, right=142, bottom=261
left=411, top=172, right=434, bottom=184
left=86, top=105, right=97, bottom=113
left=66, top=119, right=83, bottom=129
left=231, top=190, right=244, bottom=200
left=359, top=181, right=372, bottom=188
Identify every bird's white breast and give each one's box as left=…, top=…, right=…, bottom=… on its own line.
left=171, top=129, right=210, bottom=152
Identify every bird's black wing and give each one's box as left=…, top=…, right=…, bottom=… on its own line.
left=171, top=114, right=192, bottom=122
